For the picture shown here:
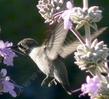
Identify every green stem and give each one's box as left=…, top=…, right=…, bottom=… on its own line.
left=83, top=0, right=91, bottom=47
left=70, top=28, right=85, bottom=45
left=85, top=25, right=91, bottom=47
left=83, top=0, right=88, bottom=10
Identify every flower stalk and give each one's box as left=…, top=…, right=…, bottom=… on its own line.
left=84, top=25, right=91, bottom=47
left=70, top=28, right=85, bottom=45
left=83, top=0, right=91, bottom=47
left=83, top=0, right=88, bottom=10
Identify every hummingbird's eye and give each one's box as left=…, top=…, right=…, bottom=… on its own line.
left=18, top=43, right=29, bottom=52
left=18, top=44, right=23, bottom=48
left=18, top=43, right=25, bottom=49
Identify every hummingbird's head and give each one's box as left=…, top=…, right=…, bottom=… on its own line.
left=17, top=38, right=39, bottom=54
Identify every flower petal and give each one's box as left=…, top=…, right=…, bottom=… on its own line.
left=64, top=18, right=72, bottom=29
left=66, top=1, right=73, bottom=9
left=3, top=81, right=17, bottom=97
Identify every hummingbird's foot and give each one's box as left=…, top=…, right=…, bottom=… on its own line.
left=41, top=76, right=53, bottom=87
left=48, top=79, right=57, bottom=87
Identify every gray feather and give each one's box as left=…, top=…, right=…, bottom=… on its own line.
left=45, top=21, right=68, bottom=60
left=59, top=27, right=107, bottom=58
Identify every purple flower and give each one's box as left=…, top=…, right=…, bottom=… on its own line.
left=61, top=1, right=73, bottom=29
left=81, top=75, right=101, bottom=98
left=0, top=69, right=17, bottom=97
left=0, top=40, right=17, bottom=66
left=3, top=79, right=17, bottom=97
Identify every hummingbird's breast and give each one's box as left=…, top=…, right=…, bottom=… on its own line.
left=29, top=47, right=54, bottom=76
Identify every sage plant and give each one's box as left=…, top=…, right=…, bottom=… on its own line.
left=37, top=0, right=109, bottom=99
left=0, top=0, right=108, bottom=98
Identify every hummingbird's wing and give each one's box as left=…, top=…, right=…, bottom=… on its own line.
left=41, top=0, right=74, bottom=60
left=43, top=21, right=68, bottom=60
left=59, top=27, right=107, bottom=58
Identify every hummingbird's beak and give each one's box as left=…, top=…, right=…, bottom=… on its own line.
left=10, top=45, right=18, bottom=49
left=10, top=45, right=26, bottom=56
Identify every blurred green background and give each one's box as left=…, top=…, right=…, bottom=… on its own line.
left=0, top=0, right=109, bottom=99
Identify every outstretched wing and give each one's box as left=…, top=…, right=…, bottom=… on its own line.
left=44, top=21, right=68, bottom=60
left=59, top=27, right=107, bottom=58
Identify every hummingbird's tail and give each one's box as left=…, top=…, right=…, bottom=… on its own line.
left=53, top=58, right=81, bottom=95
left=62, top=84, right=72, bottom=95
left=62, top=84, right=81, bottom=95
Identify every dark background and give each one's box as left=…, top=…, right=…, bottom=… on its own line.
left=0, top=0, right=109, bottom=99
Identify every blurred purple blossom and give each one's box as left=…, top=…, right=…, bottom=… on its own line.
left=0, top=40, right=17, bottom=66
left=61, top=1, right=73, bottom=29
left=0, top=69, right=17, bottom=97
left=81, top=75, right=101, bottom=98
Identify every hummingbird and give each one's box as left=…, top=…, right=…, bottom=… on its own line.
left=15, top=19, right=106, bottom=95
left=16, top=22, right=73, bottom=95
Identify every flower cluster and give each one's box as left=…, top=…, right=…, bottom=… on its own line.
left=0, top=40, right=17, bottom=66
left=62, top=2, right=102, bottom=30
left=37, top=0, right=102, bottom=31
left=74, top=39, right=109, bottom=70
left=70, top=6, right=102, bottom=30
left=81, top=75, right=109, bottom=99
left=0, top=69, right=17, bottom=97
left=81, top=76, right=101, bottom=99
left=0, top=40, right=18, bottom=97
left=37, top=0, right=64, bottom=24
